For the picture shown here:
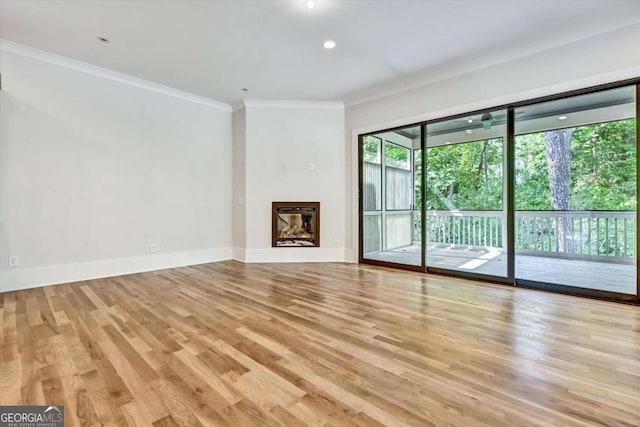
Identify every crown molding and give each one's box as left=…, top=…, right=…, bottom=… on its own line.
left=0, top=39, right=232, bottom=112
left=242, top=99, right=344, bottom=109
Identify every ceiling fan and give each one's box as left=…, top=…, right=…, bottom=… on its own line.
left=480, top=112, right=493, bottom=130
left=451, top=110, right=526, bottom=131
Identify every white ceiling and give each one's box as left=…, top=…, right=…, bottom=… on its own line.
left=1, top=0, right=639, bottom=106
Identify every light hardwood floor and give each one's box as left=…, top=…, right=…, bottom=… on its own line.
left=1, top=261, right=639, bottom=426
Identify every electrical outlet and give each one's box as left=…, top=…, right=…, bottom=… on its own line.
left=149, top=243, right=160, bottom=253
left=8, top=256, right=19, bottom=267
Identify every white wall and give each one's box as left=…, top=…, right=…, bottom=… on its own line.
left=239, top=101, right=346, bottom=262
left=0, top=48, right=233, bottom=291
left=345, top=24, right=640, bottom=261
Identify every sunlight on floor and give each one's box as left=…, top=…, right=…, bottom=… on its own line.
left=458, top=250, right=502, bottom=270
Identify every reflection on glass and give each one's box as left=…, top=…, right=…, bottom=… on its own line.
left=386, top=142, right=412, bottom=210
left=361, top=126, right=422, bottom=266
left=362, top=136, right=382, bottom=256
left=425, top=110, right=508, bottom=277
left=515, top=86, right=636, bottom=294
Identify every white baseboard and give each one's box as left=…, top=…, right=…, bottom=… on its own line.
left=243, top=248, right=347, bottom=263
left=0, top=247, right=353, bottom=293
left=0, top=247, right=232, bottom=293
left=344, top=249, right=357, bottom=263
left=232, top=247, right=246, bottom=262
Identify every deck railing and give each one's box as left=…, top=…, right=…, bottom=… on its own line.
left=516, top=211, right=635, bottom=261
left=421, top=210, right=635, bottom=263
left=423, top=210, right=504, bottom=249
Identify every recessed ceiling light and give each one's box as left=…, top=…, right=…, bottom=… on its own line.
left=558, top=115, right=568, bottom=120
left=307, top=0, right=315, bottom=8
left=467, top=119, right=473, bottom=123
left=97, top=36, right=109, bottom=43
left=466, top=129, right=473, bottom=134
left=323, top=40, right=336, bottom=49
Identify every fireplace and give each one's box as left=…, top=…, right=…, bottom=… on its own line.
left=272, top=202, right=320, bottom=247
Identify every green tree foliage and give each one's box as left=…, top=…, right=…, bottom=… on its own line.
left=426, top=138, right=503, bottom=210
left=570, top=120, right=636, bottom=210
left=385, top=142, right=410, bottom=169
left=362, top=135, right=380, bottom=163
left=516, top=119, right=636, bottom=211
left=422, top=119, right=636, bottom=212
left=514, top=133, right=550, bottom=209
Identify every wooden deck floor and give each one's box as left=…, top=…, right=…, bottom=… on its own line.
left=366, top=244, right=636, bottom=294
left=1, top=261, right=639, bottom=426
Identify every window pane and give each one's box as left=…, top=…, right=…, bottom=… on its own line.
left=514, top=85, right=636, bottom=294
left=426, top=138, right=503, bottom=211
left=361, top=126, right=422, bottom=266
left=425, top=109, right=508, bottom=277
left=362, top=136, right=382, bottom=211
left=362, top=135, right=381, bottom=164
left=385, top=142, right=410, bottom=169
left=386, top=141, right=412, bottom=210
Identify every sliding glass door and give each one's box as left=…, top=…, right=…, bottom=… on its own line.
left=359, top=81, right=639, bottom=303
left=425, top=110, right=509, bottom=279
left=360, top=125, right=423, bottom=267
left=514, top=86, right=637, bottom=299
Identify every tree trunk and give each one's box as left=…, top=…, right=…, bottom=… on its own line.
left=545, top=129, right=574, bottom=252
